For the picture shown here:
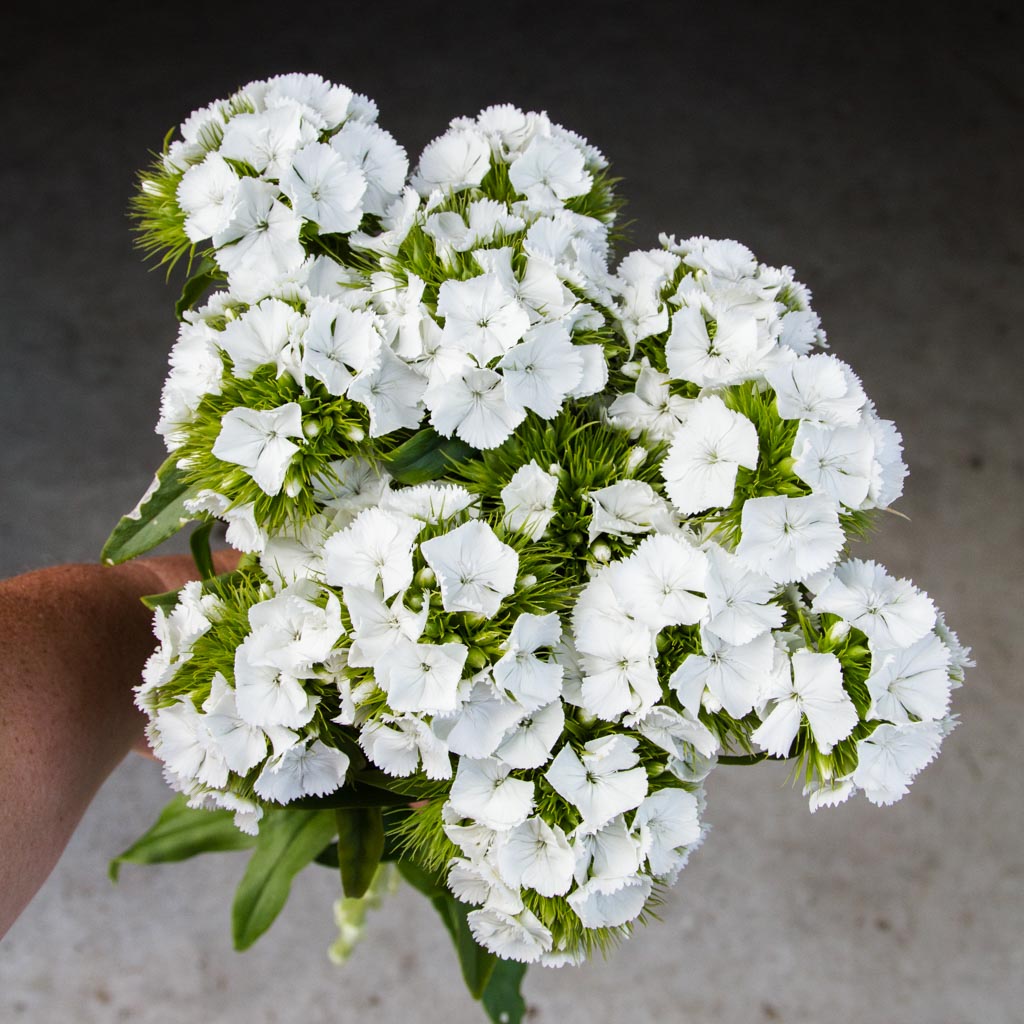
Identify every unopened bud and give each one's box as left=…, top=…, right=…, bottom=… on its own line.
left=518, top=574, right=537, bottom=589
left=590, top=542, right=612, bottom=563
left=625, top=446, right=648, bottom=473
left=621, top=361, right=641, bottom=379
left=415, top=567, right=436, bottom=587
left=302, top=418, right=321, bottom=439
left=345, top=425, right=365, bottom=442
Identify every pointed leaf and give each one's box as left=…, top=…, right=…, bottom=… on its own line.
left=335, top=806, right=385, bottom=899
left=102, top=454, right=198, bottom=564
left=109, top=794, right=255, bottom=881
left=231, top=808, right=337, bottom=950
left=189, top=519, right=217, bottom=580
left=174, top=256, right=222, bottom=321
left=482, top=960, right=529, bottom=1024
left=385, top=428, right=476, bottom=485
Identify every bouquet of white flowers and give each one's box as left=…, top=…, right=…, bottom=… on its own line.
left=105, top=73, right=972, bottom=1022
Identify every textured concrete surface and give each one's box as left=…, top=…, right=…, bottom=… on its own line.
left=2, top=4, right=1022, bottom=1022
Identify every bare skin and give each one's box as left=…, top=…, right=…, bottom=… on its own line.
left=0, top=552, right=237, bottom=939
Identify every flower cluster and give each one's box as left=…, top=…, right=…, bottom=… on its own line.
left=124, top=74, right=970, bottom=969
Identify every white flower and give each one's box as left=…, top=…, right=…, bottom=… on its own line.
left=437, top=274, right=530, bottom=363
left=176, top=152, right=239, bottom=242
left=247, top=582, right=345, bottom=675
left=301, top=304, right=381, bottom=395
left=866, top=632, right=952, bottom=723
left=427, top=367, right=526, bottom=449
left=254, top=739, right=349, bottom=803
left=613, top=533, right=709, bottom=631
left=414, top=127, right=492, bottom=194
left=448, top=856, right=523, bottom=914
left=219, top=298, right=305, bottom=381
left=154, top=697, right=228, bottom=790
left=630, top=705, right=720, bottom=760
left=381, top=483, right=477, bottom=524
left=735, top=494, right=844, bottom=583
left=586, top=480, right=675, bottom=544
left=812, top=559, right=937, bottom=648
left=544, top=735, right=649, bottom=828
left=449, top=757, right=535, bottom=830
left=607, top=365, right=693, bottom=441
left=661, top=395, right=759, bottom=514
left=432, top=676, right=523, bottom=757
left=375, top=639, right=468, bottom=715
left=578, top=620, right=660, bottom=720
left=212, top=178, right=305, bottom=292
left=670, top=629, right=775, bottom=719
left=703, top=545, right=784, bottom=645
left=792, top=421, right=876, bottom=509
left=493, top=611, right=564, bottom=711
left=862, top=406, right=907, bottom=510
left=494, top=701, right=565, bottom=769
left=200, top=673, right=268, bottom=775
left=279, top=142, right=366, bottom=233
left=261, top=514, right=331, bottom=585
left=501, top=461, right=560, bottom=540
left=344, top=585, right=428, bottom=668
left=312, top=456, right=391, bottom=514
left=572, top=564, right=640, bottom=654
left=329, top=121, right=408, bottom=216
left=211, top=402, right=304, bottom=496
left=752, top=650, right=858, bottom=756
left=499, top=324, right=584, bottom=418
left=765, top=353, right=866, bottom=427
left=508, top=135, right=592, bottom=211
left=571, top=815, right=644, bottom=885
left=347, top=344, right=427, bottom=436
left=420, top=520, right=519, bottom=617
left=803, top=778, right=856, bottom=813
left=850, top=720, right=945, bottom=806
left=665, top=307, right=762, bottom=386
left=323, top=507, right=423, bottom=598
left=219, top=104, right=314, bottom=178
left=467, top=907, right=552, bottom=963
left=633, top=788, right=703, bottom=877
left=359, top=715, right=451, bottom=779
left=233, top=630, right=318, bottom=729
left=183, top=490, right=266, bottom=553
left=496, top=818, right=575, bottom=897
left=140, top=580, right=219, bottom=692
left=567, top=875, right=652, bottom=929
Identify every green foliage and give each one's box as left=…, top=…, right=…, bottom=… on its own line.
left=175, top=256, right=225, bottom=320
left=385, top=427, right=477, bottom=485
left=173, top=366, right=377, bottom=535
left=334, top=806, right=385, bottom=899
left=108, top=794, right=256, bottom=882
left=128, top=153, right=193, bottom=274
left=231, top=807, right=337, bottom=950
left=101, top=454, right=198, bottom=564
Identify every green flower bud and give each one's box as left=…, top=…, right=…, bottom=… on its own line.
left=303, top=418, right=321, bottom=439
left=415, top=567, right=436, bottom=587
left=590, top=542, right=612, bottom=563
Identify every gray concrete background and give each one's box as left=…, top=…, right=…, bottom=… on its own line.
left=1, top=4, right=1021, bottom=1022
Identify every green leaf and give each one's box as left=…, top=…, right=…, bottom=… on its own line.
left=482, top=960, right=529, bottom=1024
left=335, top=806, right=385, bottom=899
left=108, top=794, right=255, bottom=882
left=397, top=860, right=498, bottom=1000
left=140, top=587, right=184, bottom=612
left=101, top=454, right=198, bottom=565
left=189, top=519, right=216, bottom=580
left=174, top=256, right=222, bottom=321
left=231, top=808, right=337, bottom=951
left=385, top=428, right=476, bottom=485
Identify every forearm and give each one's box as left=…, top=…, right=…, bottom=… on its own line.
left=0, top=556, right=208, bottom=937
